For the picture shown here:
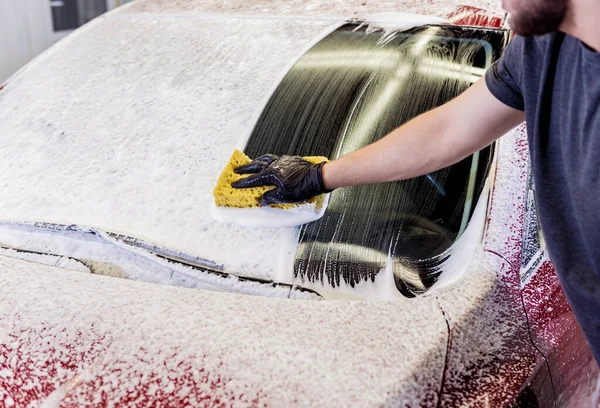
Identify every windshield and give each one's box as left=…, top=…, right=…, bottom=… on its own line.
left=242, top=23, right=507, bottom=296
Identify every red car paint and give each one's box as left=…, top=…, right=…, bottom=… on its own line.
left=446, top=5, right=505, bottom=29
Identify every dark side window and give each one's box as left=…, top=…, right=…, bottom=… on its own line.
left=50, top=0, right=107, bottom=31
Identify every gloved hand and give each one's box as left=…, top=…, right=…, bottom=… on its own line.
left=232, top=154, right=333, bottom=206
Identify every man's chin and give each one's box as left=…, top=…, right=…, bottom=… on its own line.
left=506, top=1, right=567, bottom=36
left=508, top=14, right=561, bottom=36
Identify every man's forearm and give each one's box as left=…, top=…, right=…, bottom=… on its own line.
left=322, top=107, right=467, bottom=189
left=321, top=80, right=526, bottom=190
left=232, top=79, right=525, bottom=201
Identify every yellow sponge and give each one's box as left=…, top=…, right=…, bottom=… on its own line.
left=213, top=149, right=328, bottom=209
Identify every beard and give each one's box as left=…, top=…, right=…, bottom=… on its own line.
left=508, top=0, right=568, bottom=36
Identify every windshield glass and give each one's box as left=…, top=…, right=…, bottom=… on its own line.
left=242, top=24, right=507, bottom=297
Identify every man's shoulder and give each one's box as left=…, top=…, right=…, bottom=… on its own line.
left=484, top=32, right=560, bottom=111
left=512, top=33, right=562, bottom=62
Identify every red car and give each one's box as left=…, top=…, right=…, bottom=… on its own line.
left=0, top=2, right=597, bottom=407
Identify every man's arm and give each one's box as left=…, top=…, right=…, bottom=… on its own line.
left=232, top=78, right=525, bottom=206
left=321, top=79, right=525, bottom=189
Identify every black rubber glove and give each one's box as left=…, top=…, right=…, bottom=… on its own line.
left=232, top=154, right=333, bottom=206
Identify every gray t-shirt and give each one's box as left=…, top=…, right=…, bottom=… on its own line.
left=486, top=32, right=600, bottom=364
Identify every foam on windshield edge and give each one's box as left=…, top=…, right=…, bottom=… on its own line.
left=0, top=222, right=323, bottom=301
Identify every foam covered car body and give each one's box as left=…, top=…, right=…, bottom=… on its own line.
left=0, top=1, right=597, bottom=407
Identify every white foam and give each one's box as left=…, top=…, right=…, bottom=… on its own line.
left=123, top=0, right=502, bottom=22
left=0, top=223, right=321, bottom=300
left=428, top=179, right=493, bottom=293
left=0, top=254, right=449, bottom=406
left=0, top=16, right=334, bottom=281
left=363, top=12, right=448, bottom=34
left=210, top=194, right=330, bottom=228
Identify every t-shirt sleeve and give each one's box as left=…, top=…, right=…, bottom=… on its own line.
left=485, top=35, right=525, bottom=111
